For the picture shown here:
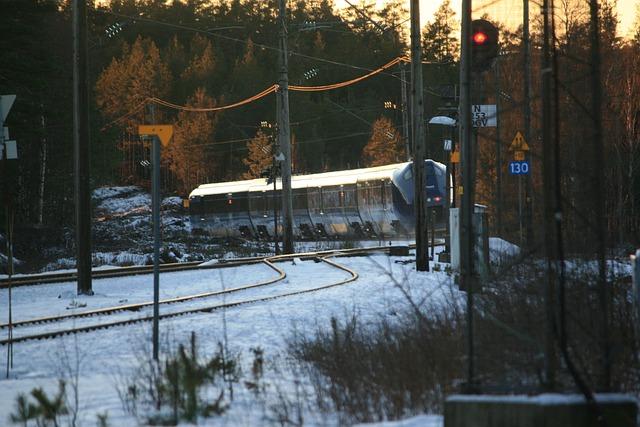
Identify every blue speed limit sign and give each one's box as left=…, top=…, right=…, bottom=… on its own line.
left=509, top=161, right=530, bottom=175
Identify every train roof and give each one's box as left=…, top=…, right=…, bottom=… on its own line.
left=189, top=162, right=410, bottom=198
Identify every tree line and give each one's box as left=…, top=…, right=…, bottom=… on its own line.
left=1, top=0, right=638, bottom=248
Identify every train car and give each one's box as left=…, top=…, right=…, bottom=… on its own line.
left=188, top=160, right=447, bottom=240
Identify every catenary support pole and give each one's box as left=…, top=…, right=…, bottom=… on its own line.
left=278, top=0, right=294, bottom=254
left=460, top=0, right=476, bottom=391
left=410, top=0, right=429, bottom=271
left=541, top=0, right=557, bottom=390
left=73, top=0, right=93, bottom=296
left=401, top=63, right=411, bottom=160
left=524, top=0, right=534, bottom=247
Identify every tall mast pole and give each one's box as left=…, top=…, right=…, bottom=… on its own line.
left=523, top=0, right=534, bottom=246
left=278, top=0, right=294, bottom=254
left=73, top=0, right=93, bottom=295
left=410, top=0, right=429, bottom=271
left=460, top=0, right=476, bottom=390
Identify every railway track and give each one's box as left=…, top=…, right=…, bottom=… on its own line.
left=0, top=258, right=264, bottom=289
left=0, top=237, right=447, bottom=289
left=0, top=246, right=400, bottom=346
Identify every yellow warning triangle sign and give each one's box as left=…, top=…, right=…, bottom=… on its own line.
left=509, top=131, right=529, bottom=151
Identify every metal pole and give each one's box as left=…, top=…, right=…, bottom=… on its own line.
left=519, top=175, right=523, bottom=242
left=73, top=0, right=93, bottom=295
left=410, top=0, right=429, bottom=271
left=541, top=0, right=557, bottom=390
left=152, top=135, right=161, bottom=361
left=38, top=106, right=47, bottom=226
left=278, top=0, right=294, bottom=254
left=588, top=0, right=610, bottom=391
left=495, top=60, right=502, bottom=237
left=460, top=0, right=476, bottom=391
left=524, top=0, right=534, bottom=247
left=2, top=109, right=14, bottom=375
left=273, top=171, right=280, bottom=255
left=444, top=137, right=451, bottom=256
left=633, top=250, right=640, bottom=342
left=401, top=63, right=411, bottom=160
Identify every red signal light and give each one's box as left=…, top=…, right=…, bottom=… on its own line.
left=471, top=19, right=499, bottom=73
left=473, top=31, right=488, bottom=45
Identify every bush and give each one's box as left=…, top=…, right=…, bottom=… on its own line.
left=119, top=332, right=239, bottom=425
left=288, top=257, right=639, bottom=423
left=289, top=307, right=464, bottom=424
left=10, top=380, right=68, bottom=427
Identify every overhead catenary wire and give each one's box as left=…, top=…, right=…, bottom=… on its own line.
left=102, top=56, right=407, bottom=128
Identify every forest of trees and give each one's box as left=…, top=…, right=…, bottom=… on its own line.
left=1, top=0, right=639, bottom=248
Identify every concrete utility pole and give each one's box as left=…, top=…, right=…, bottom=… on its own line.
left=400, top=62, right=411, bottom=160
left=410, top=0, right=429, bottom=271
left=73, top=0, right=93, bottom=295
left=277, top=0, right=294, bottom=254
left=460, top=0, right=476, bottom=390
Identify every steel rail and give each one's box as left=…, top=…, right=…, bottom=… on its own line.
left=0, top=259, right=285, bottom=330
left=0, top=249, right=364, bottom=346
left=0, top=258, right=266, bottom=289
left=0, top=243, right=416, bottom=288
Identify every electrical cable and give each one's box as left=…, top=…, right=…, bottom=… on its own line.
left=101, top=56, right=408, bottom=127
left=289, top=57, right=404, bottom=92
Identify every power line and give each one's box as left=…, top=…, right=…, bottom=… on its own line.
left=102, top=56, right=407, bottom=128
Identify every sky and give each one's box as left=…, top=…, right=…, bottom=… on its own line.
left=336, top=0, right=638, bottom=39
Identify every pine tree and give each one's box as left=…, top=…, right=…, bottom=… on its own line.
left=362, top=117, right=404, bottom=167
left=242, top=130, right=273, bottom=179
left=166, top=88, right=218, bottom=194
left=422, top=0, right=458, bottom=63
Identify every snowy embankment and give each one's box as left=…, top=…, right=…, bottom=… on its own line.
left=0, top=252, right=455, bottom=426
left=4, top=185, right=585, bottom=426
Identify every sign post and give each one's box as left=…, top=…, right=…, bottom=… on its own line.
left=509, top=131, right=530, bottom=241
left=1, top=94, right=16, bottom=378
left=138, top=124, right=173, bottom=361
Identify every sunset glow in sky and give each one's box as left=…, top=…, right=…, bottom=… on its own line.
left=336, top=0, right=638, bottom=39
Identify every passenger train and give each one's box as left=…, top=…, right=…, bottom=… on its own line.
left=188, top=160, right=447, bottom=240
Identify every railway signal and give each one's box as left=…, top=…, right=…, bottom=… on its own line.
left=471, top=19, right=499, bottom=73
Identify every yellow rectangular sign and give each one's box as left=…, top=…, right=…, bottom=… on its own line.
left=514, top=151, right=525, bottom=161
left=451, top=150, right=460, bottom=163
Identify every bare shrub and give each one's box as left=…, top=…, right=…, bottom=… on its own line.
left=288, top=256, right=639, bottom=423
left=289, top=305, right=464, bottom=424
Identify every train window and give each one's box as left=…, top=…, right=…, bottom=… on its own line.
left=292, top=188, right=306, bottom=211
left=403, top=168, right=412, bottom=180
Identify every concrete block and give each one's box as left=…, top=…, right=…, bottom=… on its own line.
left=444, top=394, right=638, bottom=427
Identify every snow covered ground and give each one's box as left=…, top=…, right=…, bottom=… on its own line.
left=0, top=251, right=454, bottom=426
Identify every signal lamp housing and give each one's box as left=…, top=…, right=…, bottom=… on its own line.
left=471, top=19, right=499, bottom=73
